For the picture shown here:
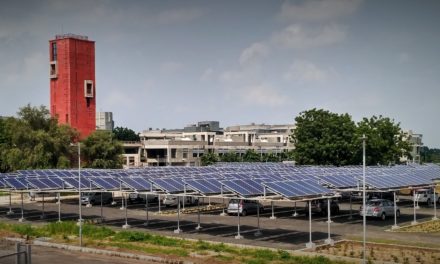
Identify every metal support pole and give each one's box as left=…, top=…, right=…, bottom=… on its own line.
left=122, top=193, right=130, bottom=229
left=362, top=134, right=366, bottom=264
left=270, top=201, right=276, bottom=219
left=19, top=193, right=24, bottom=222
left=183, top=185, right=186, bottom=211
left=195, top=198, right=202, bottom=230
left=26, top=243, right=32, bottom=264
left=120, top=190, right=125, bottom=210
left=433, top=186, right=438, bottom=220
left=235, top=199, right=243, bottom=239
left=348, top=194, right=353, bottom=220
left=174, top=196, right=182, bottom=233
left=305, top=201, right=315, bottom=249
left=57, top=193, right=61, bottom=222
left=7, top=191, right=14, bottom=215
left=254, top=202, right=262, bottom=236
left=15, top=242, right=21, bottom=264
left=158, top=194, right=161, bottom=214
left=77, top=142, right=82, bottom=248
left=392, top=191, right=399, bottom=229
left=144, top=194, right=149, bottom=226
left=220, top=197, right=226, bottom=216
left=324, top=198, right=334, bottom=245
left=292, top=202, right=298, bottom=217
left=40, top=193, right=45, bottom=219
left=412, top=190, right=418, bottom=225
left=100, top=191, right=103, bottom=222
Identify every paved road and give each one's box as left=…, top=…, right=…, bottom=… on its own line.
left=0, top=239, right=157, bottom=264
left=0, top=196, right=439, bottom=251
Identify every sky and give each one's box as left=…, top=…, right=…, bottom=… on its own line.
left=0, top=0, right=439, bottom=147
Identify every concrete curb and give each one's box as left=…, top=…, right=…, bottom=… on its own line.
left=4, top=237, right=192, bottom=264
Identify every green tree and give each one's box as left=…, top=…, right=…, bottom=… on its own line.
left=355, top=116, right=412, bottom=165
left=421, top=147, right=440, bottom=163
left=220, top=152, right=240, bottom=162
left=200, top=152, right=218, bottom=166
left=113, top=127, right=140, bottom=141
left=291, top=109, right=357, bottom=166
left=81, top=130, right=123, bottom=169
left=243, top=149, right=261, bottom=162
left=0, top=105, right=77, bottom=172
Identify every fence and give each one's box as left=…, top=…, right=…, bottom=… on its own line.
left=0, top=242, right=31, bottom=264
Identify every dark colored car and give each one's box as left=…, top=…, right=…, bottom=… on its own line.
left=305, top=199, right=340, bottom=216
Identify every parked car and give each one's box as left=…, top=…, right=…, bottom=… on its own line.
left=359, top=199, right=400, bottom=220
left=163, top=195, right=198, bottom=207
left=304, top=199, right=340, bottom=216
left=413, top=189, right=439, bottom=205
left=128, top=193, right=158, bottom=204
left=81, top=192, right=113, bottom=205
left=227, top=199, right=264, bottom=216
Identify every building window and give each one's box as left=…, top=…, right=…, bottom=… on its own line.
left=183, top=148, right=188, bottom=159
left=171, top=149, right=176, bottom=159
left=84, top=80, right=94, bottom=98
left=52, top=42, right=57, bottom=61
left=50, top=61, right=57, bottom=79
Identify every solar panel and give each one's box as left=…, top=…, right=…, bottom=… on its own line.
left=91, top=177, right=120, bottom=190
left=27, top=178, right=51, bottom=190
left=184, top=179, right=222, bottom=194
left=220, top=179, right=263, bottom=196
left=264, top=179, right=331, bottom=198
left=121, top=177, right=151, bottom=191
left=151, top=178, right=183, bottom=193
left=4, top=178, right=27, bottom=190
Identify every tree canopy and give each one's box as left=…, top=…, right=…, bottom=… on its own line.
left=0, top=104, right=77, bottom=172
left=291, top=109, right=357, bottom=166
left=81, top=130, right=124, bottom=169
left=113, top=127, right=140, bottom=141
left=291, top=109, right=412, bottom=166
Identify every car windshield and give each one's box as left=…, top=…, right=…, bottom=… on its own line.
left=367, top=201, right=381, bottom=206
left=229, top=199, right=240, bottom=204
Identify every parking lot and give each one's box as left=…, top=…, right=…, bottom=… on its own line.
left=1, top=194, right=439, bottom=250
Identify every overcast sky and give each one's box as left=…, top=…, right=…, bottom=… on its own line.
left=1, top=0, right=439, bottom=147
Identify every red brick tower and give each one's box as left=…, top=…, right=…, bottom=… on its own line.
left=49, top=34, right=96, bottom=138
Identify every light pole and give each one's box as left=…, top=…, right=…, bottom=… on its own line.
left=362, top=134, right=367, bottom=264
left=72, top=142, right=82, bottom=247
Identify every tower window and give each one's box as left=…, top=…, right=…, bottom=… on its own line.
left=50, top=61, right=57, bottom=78
left=84, top=80, right=94, bottom=98
left=52, top=42, right=57, bottom=61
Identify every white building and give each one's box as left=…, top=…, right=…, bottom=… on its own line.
left=96, top=112, right=114, bottom=131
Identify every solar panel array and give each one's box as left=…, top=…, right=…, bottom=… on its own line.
left=0, top=163, right=438, bottom=201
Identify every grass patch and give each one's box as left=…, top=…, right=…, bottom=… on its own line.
left=0, top=221, right=348, bottom=264
left=395, top=220, right=440, bottom=233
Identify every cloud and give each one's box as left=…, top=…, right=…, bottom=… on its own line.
left=279, top=0, right=363, bottom=22
left=398, top=52, right=411, bottom=63
left=284, top=60, right=334, bottom=83
left=239, top=42, right=269, bottom=66
left=160, top=61, right=183, bottom=74
left=156, top=7, right=205, bottom=24
left=272, top=23, right=346, bottom=49
left=243, top=83, right=286, bottom=107
left=200, top=67, right=214, bottom=81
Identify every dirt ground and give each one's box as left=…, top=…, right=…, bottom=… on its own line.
left=0, top=239, right=159, bottom=264
left=315, top=240, right=440, bottom=264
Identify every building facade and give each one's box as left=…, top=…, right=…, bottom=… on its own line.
left=49, top=34, right=96, bottom=138
left=96, top=112, right=114, bottom=130
left=121, top=122, right=295, bottom=168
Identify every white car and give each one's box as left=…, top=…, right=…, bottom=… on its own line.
left=414, top=189, right=439, bottom=204
left=163, top=195, right=198, bottom=207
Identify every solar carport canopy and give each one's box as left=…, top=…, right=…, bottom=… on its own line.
left=0, top=163, right=438, bottom=201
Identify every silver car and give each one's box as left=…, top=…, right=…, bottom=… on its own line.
left=359, top=199, right=400, bottom=220
left=227, top=199, right=264, bottom=216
